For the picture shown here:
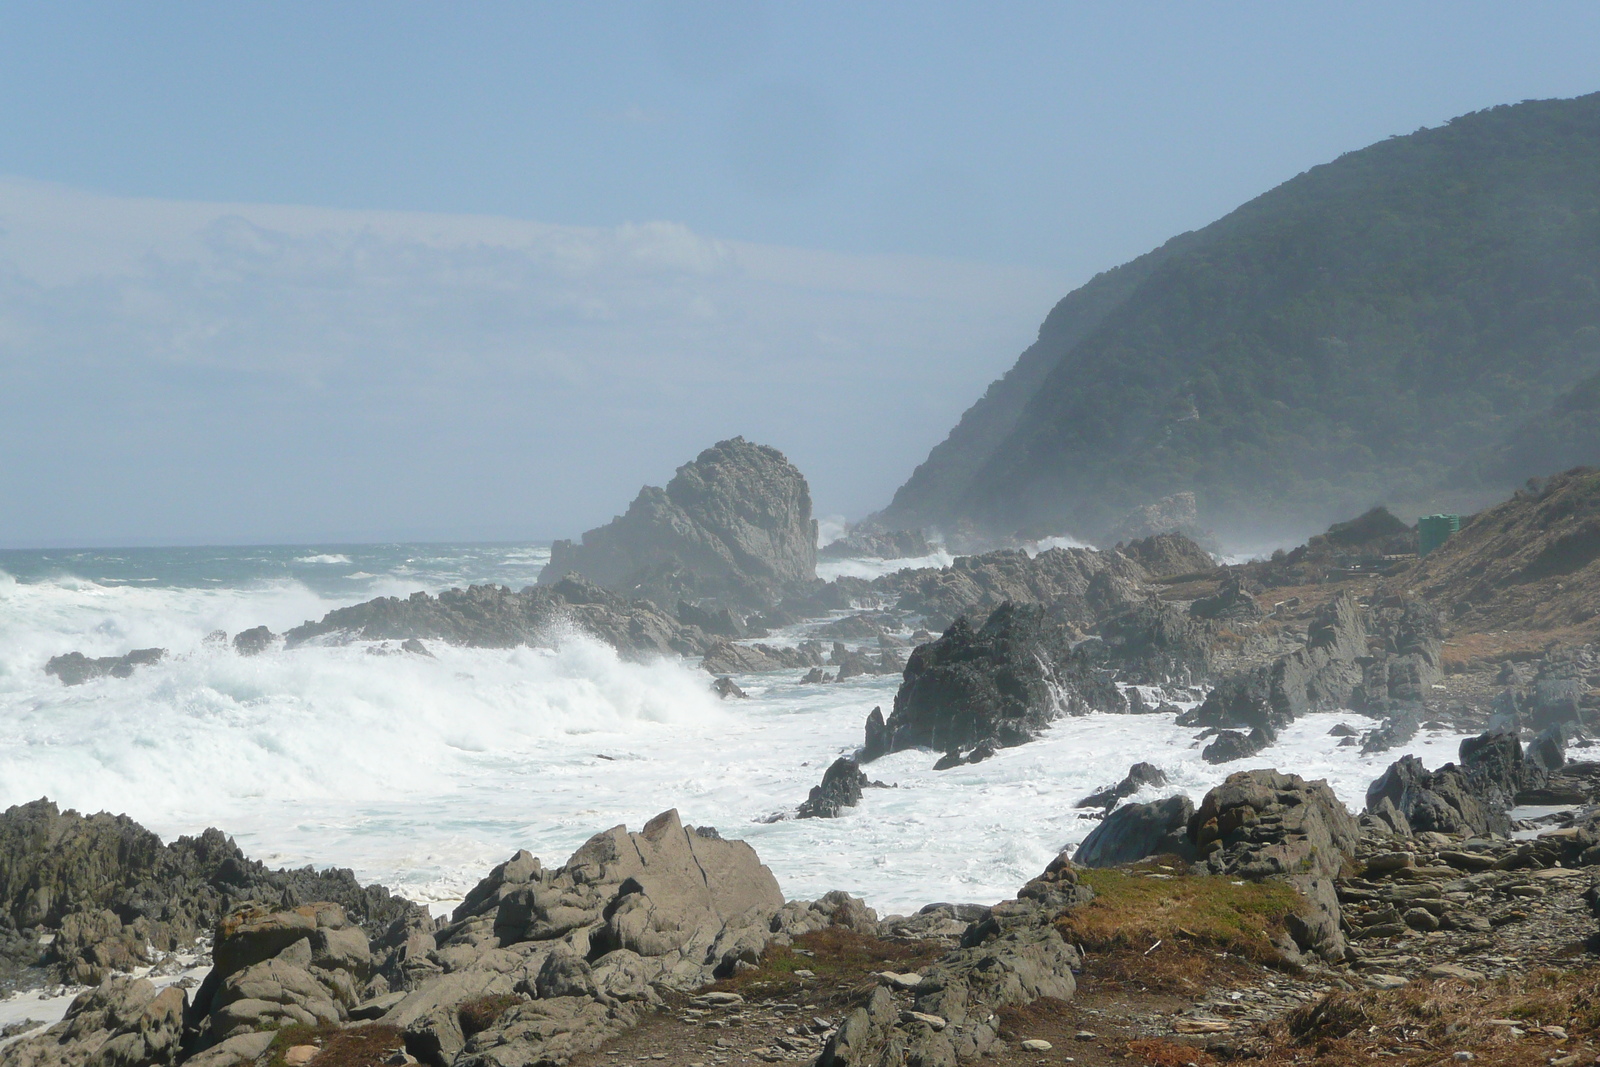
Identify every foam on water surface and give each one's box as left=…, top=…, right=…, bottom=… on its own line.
left=0, top=545, right=1480, bottom=918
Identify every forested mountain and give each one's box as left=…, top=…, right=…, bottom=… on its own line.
left=880, top=93, right=1600, bottom=545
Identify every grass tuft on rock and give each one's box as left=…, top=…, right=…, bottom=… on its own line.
left=1055, top=866, right=1303, bottom=976
left=264, top=1023, right=403, bottom=1067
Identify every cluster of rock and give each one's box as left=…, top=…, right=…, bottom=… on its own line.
left=0, top=800, right=418, bottom=992
left=2, top=807, right=914, bottom=1067
left=819, top=529, right=933, bottom=561
left=538, top=438, right=818, bottom=613
left=279, top=576, right=712, bottom=659
left=1177, top=592, right=1446, bottom=764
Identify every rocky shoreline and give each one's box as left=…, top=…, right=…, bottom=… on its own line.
left=3, top=716, right=1596, bottom=1067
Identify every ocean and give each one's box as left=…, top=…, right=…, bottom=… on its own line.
left=0, top=543, right=1474, bottom=916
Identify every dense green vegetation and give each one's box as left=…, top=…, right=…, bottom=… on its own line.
left=882, top=93, right=1600, bottom=544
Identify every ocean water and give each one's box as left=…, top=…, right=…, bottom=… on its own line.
left=0, top=544, right=1476, bottom=916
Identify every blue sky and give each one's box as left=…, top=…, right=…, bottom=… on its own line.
left=1, top=3, right=1597, bottom=545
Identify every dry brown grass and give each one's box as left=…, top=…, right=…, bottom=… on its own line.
left=1439, top=628, right=1590, bottom=672
left=458, top=993, right=525, bottom=1039
left=1127, top=1037, right=1219, bottom=1067
left=265, top=1024, right=403, bottom=1067
left=709, top=927, right=942, bottom=1005
left=1266, top=965, right=1600, bottom=1067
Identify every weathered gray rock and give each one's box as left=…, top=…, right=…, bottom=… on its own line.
left=699, top=640, right=823, bottom=675
left=1189, top=770, right=1359, bottom=960
left=189, top=902, right=372, bottom=1048
left=1180, top=594, right=1367, bottom=733
left=820, top=529, right=933, bottom=560
left=539, top=438, right=818, bottom=611
left=1118, top=532, right=1215, bottom=578
left=0, top=978, right=185, bottom=1067
left=0, top=799, right=420, bottom=987
left=1073, top=796, right=1196, bottom=867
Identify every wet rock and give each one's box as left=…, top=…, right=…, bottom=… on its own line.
left=232, top=626, right=274, bottom=657
left=701, top=641, right=823, bottom=675
left=711, top=677, right=747, bottom=700
left=1202, top=727, right=1276, bottom=764
left=1077, top=762, right=1168, bottom=809
left=797, top=758, right=875, bottom=819
left=43, top=648, right=165, bottom=686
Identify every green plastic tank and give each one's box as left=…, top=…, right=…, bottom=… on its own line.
left=1418, top=514, right=1460, bottom=557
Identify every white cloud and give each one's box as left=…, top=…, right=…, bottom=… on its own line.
left=0, top=177, right=1069, bottom=545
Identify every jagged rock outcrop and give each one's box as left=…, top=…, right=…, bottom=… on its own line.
left=1364, top=728, right=1543, bottom=837
left=819, top=857, right=1087, bottom=1067
left=820, top=529, right=933, bottom=560
left=187, top=902, right=373, bottom=1051
left=1179, top=593, right=1367, bottom=736
left=699, top=640, right=823, bottom=675
left=1076, top=762, right=1168, bottom=810
left=796, top=758, right=880, bottom=819
left=872, top=602, right=1125, bottom=762
left=281, top=576, right=710, bottom=659
left=1189, top=770, right=1360, bottom=960
left=1352, top=596, right=1444, bottom=712
left=538, top=438, right=818, bottom=611
left=0, top=799, right=421, bottom=988
left=0, top=977, right=185, bottom=1067
left=43, top=648, right=165, bottom=686
left=1189, top=575, right=1264, bottom=622
left=869, top=545, right=1150, bottom=633
left=1118, top=532, right=1216, bottom=578
left=378, top=810, right=784, bottom=1067
left=1074, top=796, right=1196, bottom=867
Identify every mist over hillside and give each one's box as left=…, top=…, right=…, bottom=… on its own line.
left=880, top=93, right=1600, bottom=547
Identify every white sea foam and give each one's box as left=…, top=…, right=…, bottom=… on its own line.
left=0, top=556, right=1481, bottom=918
left=296, top=554, right=354, bottom=565
left=815, top=550, right=956, bottom=582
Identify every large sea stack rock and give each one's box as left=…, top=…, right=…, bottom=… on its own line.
left=539, top=438, right=818, bottom=611
left=874, top=602, right=1125, bottom=763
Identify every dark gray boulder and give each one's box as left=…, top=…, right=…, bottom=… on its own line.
left=1118, top=532, right=1215, bottom=578
left=1076, top=762, right=1167, bottom=809
left=1073, top=796, right=1196, bottom=867
left=43, top=648, right=165, bottom=686
left=1364, top=729, right=1540, bottom=837
left=875, top=602, right=1125, bottom=759
left=538, top=437, right=818, bottom=611
left=797, top=758, right=874, bottom=819
left=231, top=626, right=274, bottom=657
left=1202, top=726, right=1275, bottom=764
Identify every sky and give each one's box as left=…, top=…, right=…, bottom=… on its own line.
left=2, top=2, right=1599, bottom=546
